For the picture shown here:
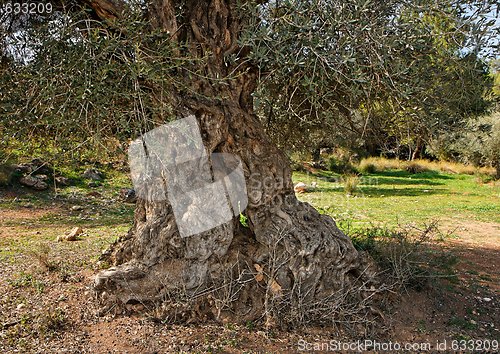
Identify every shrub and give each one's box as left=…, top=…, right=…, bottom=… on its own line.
left=357, top=159, right=377, bottom=174
left=344, top=221, right=453, bottom=291
left=0, top=163, right=15, bottom=186
left=328, top=156, right=355, bottom=174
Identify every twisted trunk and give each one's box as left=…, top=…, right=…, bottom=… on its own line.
left=87, top=0, right=375, bottom=324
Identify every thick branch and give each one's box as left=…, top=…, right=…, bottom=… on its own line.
left=81, top=0, right=126, bottom=22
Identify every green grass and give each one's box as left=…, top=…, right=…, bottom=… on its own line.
left=293, top=169, right=500, bottom=228
left=0, top=167, right=133, bottom=265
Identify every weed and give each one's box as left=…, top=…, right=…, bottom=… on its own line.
left=8, top=272, right=46, bottom=293
left=356, top=157, right=494, bottom=176
left=344, top=221, right=455, bottom=291
left=239, top=213, right=249, bottom=228
left=448, top=317, right=477, bottom=330
left=36, top=308, right=68, bottom=337
left=341, top=174, right=360, bottom=195
left=26, top=242, right=58, bottom=271
left=406, top=161, right=431, bottom=174
left=245, top=320, right=255, bottom=331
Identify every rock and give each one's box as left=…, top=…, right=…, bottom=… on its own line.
left=82, top=168, right=103, bottom=181
left=86, top=191, right=102, bottom=198
left=125, top=303, right=145, bottom=312
left=30, top=158, right=53, bottom=175
left=57, top=226, right=83, bottom=241
left=19, top=175, right=48, bottom=190
left=16, top=303, right=25, bottom=310
left=120, top=188, right=137, bottom=203
left=55, top=176, right=70, bottom=186
left=483, top=297, right=492, bottom=302
left=71, top=205, right=83, bottom=211
left=294, top=182, right=307, bottom=193
left=13, top=164, right=32, bottom=175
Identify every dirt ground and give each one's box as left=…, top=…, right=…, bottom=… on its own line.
left=0, top=194, right=498, bottom=353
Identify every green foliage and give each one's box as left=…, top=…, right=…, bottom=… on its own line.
left=327, top=156, right=351, bottom=174
left=0, top=0, right=498, bottom=168
left=8, top=272, right=45, bottom=294
left=435, top=112, right=500, bottom=178
left=249, top=0, right=496, bottom=157
left=239, top=213, right=249, bottom=228
left=0, top=6, right=191, bottom=161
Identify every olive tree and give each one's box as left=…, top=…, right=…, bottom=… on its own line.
left=0, top=0, right=497, bottom=325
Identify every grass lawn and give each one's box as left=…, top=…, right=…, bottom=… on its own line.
left=293, top=169, right=500, bottom=228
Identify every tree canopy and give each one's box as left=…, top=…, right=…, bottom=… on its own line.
left=0, top=0, right=498, bottom=162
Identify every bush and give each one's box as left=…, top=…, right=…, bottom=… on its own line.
left=0, top=164, right=15, bottom=186
left=344, top=221, right=453, bottom=291
left=357, top=159, right=377, bottom=174
left=328, top=156, right=355, bottom=174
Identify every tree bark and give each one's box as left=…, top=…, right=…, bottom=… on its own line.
left=87, top=0, right=376, bottom=325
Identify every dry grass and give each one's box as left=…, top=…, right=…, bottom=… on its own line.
left=357, top=157, right=495, bottom=176
left=341, top=174, right=361, bottom=195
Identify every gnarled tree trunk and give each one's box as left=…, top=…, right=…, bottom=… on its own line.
left=88, top=0, right=375, bottom=324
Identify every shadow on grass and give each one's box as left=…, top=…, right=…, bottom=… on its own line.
left=371, top=176, right=443, bottom=186
left=315, top=186, right=448, bottom=197
left=358, top=186, right=448, bottom=197
left=371, top=170, right=454, bottom=180
left=0, top=186, right=135, bottom=228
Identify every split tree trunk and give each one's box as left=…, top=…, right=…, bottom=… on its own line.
left=87, top=0, right=375, bottom=324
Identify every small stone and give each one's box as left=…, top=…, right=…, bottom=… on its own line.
left=126, top=303, right=145, bottom=312
left=120, top=188, right=137, bottom=203
left=470, top=320, right=477, bottom=325
left=483, top=297, right=492, bottom=302
left=55, top=176, right=70, bottom=186
left=36, top=174, right=48, bottom=181
left=16, top=303, right=25, bottom=310
left=82, top=168, right=103, bottom=181
left=19, top=175, right=48, bottom=190
left=294, top=182, right=307, bottom=193
left=14, top=164, right=32, bottom=174
left=71, top=205, right=83, bottom=211
left=66, top=226, right=83, bottom=241
left=58, top=226, right=83, bottom=241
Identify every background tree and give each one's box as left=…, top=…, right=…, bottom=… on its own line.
left=253, top=0, right=497, bottom=160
